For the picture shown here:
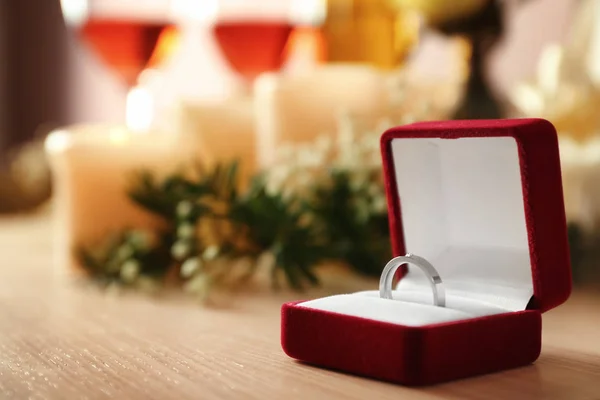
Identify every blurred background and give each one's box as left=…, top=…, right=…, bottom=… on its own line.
left=1, top=0, right=599, bottom=291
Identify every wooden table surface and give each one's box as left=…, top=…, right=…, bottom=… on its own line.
left=1, top=213, right=600, bottom=399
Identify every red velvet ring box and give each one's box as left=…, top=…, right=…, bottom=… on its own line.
left=281, top=119, right=571, bottom=386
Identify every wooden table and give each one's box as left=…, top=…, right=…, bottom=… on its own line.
left=1, top=213, right=599, bottom=399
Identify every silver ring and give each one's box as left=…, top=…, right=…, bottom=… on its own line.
left=379, top=253, right=445, bottom=307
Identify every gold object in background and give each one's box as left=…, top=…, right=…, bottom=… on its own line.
left=392, top=0, right=489, bottom=27
left=0, top=141, right=51, bottom=213
left=323, top=0, right=420, bottom=69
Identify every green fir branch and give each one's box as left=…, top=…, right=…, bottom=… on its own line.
left=310, top=170, right=390, bottom=276
left=77, top=159, right=394, bottom=296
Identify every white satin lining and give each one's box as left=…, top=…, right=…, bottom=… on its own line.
left=297, top=287, right=526, bottom=327
left=399, top=246, right=534, bottom=312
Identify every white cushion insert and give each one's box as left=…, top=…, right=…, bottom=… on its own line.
left=298, top=293, right=474, bottom=327
left=298, top=289, right=512, bottom=327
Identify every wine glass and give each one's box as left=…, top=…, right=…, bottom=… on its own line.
left=60, top=0, right=179, bottom=130
left=209, top=0, right=325, bottom=87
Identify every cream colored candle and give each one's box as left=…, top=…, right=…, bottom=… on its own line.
left=175, top=97, right=257, bottom=188
left=45, top=125, right=196, bottom=272
left=254, top=64, right=391, bottom=167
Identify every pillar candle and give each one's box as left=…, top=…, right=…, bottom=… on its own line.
left=45, top=125, right=196, bottom=273
left=254, top=64, right=391, bottom=167
left=174, top=96, right=257, bottom=187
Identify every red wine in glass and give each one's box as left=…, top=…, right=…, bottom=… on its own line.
left=212, top=20, right=294, bottom=82
left=79, top=19, right=176, bottom=86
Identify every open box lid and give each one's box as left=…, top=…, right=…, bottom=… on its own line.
left=380, top=119, right=571, bottom=313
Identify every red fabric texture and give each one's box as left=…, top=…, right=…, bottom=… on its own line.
left=281, top=302, right=541, bottom=386
left=381, top=119, right=571, bottom=311
left=280, top=119, right=569, bottom=385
